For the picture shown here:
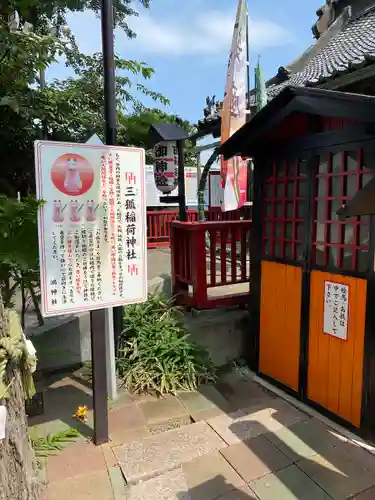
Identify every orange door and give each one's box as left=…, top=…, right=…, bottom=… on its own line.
left=307, top=271, right=367, bottom=427
left=259, top=261, right=302, bottom=391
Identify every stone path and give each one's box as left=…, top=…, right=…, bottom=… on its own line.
left=30, top=367, right=375, bottom=500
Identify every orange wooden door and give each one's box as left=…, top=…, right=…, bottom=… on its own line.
left=259, top=261, right=302, bottom=391
left=307, top=271, right=367, bottom=427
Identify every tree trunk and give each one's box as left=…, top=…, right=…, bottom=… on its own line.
left=0, top=300, right=43, bottom=500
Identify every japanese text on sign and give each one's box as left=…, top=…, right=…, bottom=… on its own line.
left=34, top=141, right=147, bottom=317
left=323, top=281, right=349, bottom=340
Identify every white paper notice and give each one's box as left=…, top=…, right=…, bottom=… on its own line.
left=0, top=406, right=7, bottom=440
left=34, top=141, right=148, bottom=317
left=323, top=281, right=349, bottom=340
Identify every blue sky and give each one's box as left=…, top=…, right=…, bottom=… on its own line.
left=48, top=0, right=322, bottom=124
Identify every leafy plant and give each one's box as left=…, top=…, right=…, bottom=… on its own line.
left=29, top=427, right=80, bottom=468
left=0, top=196, right=44, bottom=325
left=116, top=293, right=217, bottom=395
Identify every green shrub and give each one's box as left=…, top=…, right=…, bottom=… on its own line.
left=116, top=293, right=216, bottom=395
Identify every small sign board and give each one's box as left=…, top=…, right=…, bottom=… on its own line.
left=34, top=141, right=147, bottom=317
left=145, top=165, right=211, bottom=207
left=323, top=281, right=349, bottom=340
left=209, top=171, right=222, bottom=208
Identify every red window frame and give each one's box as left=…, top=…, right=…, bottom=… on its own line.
left=312, top=149, right=371, bottom=272
left=262, top=158, right=308, bottom=261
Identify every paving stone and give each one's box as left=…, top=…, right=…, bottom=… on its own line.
left=190, top=407, right=227, bottom=423
left=47, top=440, right=106, bottom=483
left=108, top=403, right=146, bottom=432
left=264, top=419, right=341, bottom=462
left=101, top=444, right=118, bottom=470
left=221, top=435, right=292, bottom=482
left=216, top=374, right=276, bottom=413
left=108, top=389, right=134, bottom=410
left=215, top=484, right=259, bottom=499
left=182, top=451, right=244, bottom=500
left=296, top=446, right=375, bottom=499
left=250, top=464, right=331, bottom=500
left=177, top=386, right=230, bottom=414
left=109, top=425, right=150, bottom=448
left=148, top=416, right=191, bottom=434
left=352, top=485, right=375, bottom=499
left=113, top=421, right=227, bottom=483
left=123, top=467, right=189, bottom=500
left=108, top=466, right=127, bottom=500
left=47, top=470, right=114, bottom=500
left=208, top=400, right=308, bottom=445
left=327, top=437, right=375, bottom=475
left=138, top=395, right=188, bottom=425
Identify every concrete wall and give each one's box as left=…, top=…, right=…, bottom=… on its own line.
left=27, top=313, right=91, bottom=371
left=183, top=308, right=248, bottom=367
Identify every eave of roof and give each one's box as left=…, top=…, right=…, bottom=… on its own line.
left=219, top=86, right=375, bottom=160
left=267, top=5, right=375, bottom=98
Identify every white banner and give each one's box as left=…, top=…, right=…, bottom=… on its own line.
left=220, top=0, right=248, bottom=212
left=34, top=140, right=147, bottom=317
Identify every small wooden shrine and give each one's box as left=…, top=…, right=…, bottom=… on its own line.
left=220, top=85, right=375, bottom=438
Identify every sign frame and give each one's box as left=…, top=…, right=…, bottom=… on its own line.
left=34, top=140, right=147, bottom=318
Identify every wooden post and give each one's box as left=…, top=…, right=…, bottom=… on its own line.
left=191, top=226, right=208, bottom=308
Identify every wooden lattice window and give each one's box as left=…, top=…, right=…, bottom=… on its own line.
left=262, top=158, right=308, bottom=261
left=313, top=150, right=372, bottom=273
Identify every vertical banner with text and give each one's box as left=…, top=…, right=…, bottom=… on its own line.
left=220, top=0, right=248, bottom=212
left=34, top=141, right=147, bottom=317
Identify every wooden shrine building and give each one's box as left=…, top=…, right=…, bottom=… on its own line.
left=220, top=85, right=375, bottom=439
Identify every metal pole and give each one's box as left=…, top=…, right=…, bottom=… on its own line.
left=177, top=139, right=187, bottom=221
left=101, top=0, right=117, bottom=146
left=101, top=0, right=123, bottom=362
left=88, top=0, right=119, bottom=446
left=90, top=309, right=109, bottom=445
left=40, top=68, right=48, bottom=140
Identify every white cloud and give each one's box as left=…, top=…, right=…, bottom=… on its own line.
left=63, top=6, right=293, bottom=60
left=125, top=8, right=293, bottom=56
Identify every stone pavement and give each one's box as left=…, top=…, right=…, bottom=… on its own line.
left=29, top=367, right=375, bottom=500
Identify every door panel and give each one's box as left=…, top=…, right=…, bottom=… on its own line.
left=260, top=261, right=302, bottom=391
left=307, top=271, right=366, bottom=427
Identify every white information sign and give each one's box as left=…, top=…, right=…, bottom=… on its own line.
left=209, top=172, right=222, bottom=208
left=145, top=165, right=210, bottom=207
left=34, top=141, right=147, bottom=317
left=323, top=281, right=349, bottom=340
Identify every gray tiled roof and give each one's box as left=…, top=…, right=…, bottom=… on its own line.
left=267, top=6, right=375, bottom=98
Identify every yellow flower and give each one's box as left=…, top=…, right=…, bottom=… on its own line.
left=73, top=405, right=88, bottom=422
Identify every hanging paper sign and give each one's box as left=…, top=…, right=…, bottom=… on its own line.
left=323, top=281, right=349, bottom=340
left=153, top=141, right=178, bottom=194
left=0, top=406, right=6, bottom=440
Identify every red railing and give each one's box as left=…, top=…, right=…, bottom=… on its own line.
left=171, top=219, right=251, bottom=309
left=147, top=207, right=250, bottom=248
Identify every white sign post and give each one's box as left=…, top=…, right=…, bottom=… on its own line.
left=34, top=140, right=148, bottom=404
left=323, top=281, right=349, bottom=340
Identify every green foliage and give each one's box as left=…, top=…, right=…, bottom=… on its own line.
left=0, top=197, right=43, bottom=307
left=116, top=293, right=216, bottom=395
left=118, top=108, right=197, bottom=164
left=1, top=0, right=150, bottom=38
left=0, top=1, right=171, bottom=194
left=30, top=427, right=80, bottom=468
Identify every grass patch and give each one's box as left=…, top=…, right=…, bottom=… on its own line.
left=30, top=427, right=80, bottom=468
left=116, top=293, right=216, bottom=395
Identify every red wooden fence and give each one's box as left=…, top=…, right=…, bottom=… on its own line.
left=170, top=219, right=251, bottom=309
left=147, top=207, right=250, bottom=248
